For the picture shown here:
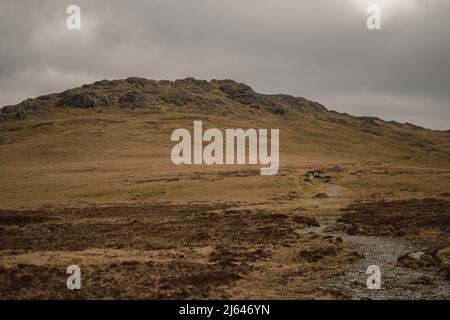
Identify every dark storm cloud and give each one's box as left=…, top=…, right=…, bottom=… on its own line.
left=0, top=0, right=449, bottom=129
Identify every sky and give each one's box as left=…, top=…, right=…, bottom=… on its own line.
left=0, top=0, right=449, bottom=129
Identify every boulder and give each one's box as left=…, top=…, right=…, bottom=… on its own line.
left=397, top=251, right=437, bottom=269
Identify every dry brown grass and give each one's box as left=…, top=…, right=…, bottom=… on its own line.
left=1, top=79, right=449, bottom=299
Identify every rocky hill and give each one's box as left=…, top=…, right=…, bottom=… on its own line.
left=1, top=77, right=449, bottom=160
left=1, top=77, right=326, bottom=121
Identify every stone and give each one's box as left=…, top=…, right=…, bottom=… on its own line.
left=314, top=193, right=329, bottom=199
left=397, top=251, right=437, bottom=269
left=58, top=91, right=111, bottom=108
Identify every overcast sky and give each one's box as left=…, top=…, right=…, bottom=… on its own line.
left=0, top=0, right=449, bottom=129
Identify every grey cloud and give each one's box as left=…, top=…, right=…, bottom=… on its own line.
left=0, top=0, right=449, bottom=129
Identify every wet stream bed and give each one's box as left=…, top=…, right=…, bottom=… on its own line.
left=296, top=219, right=450, bottom=300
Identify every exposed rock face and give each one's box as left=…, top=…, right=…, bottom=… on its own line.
left=174, top=77, right=212, bottom=93
left=274, top=94, right=326, bottom=113
left=160, top=88, right=205, bottom=106
left=119, top=91, right=147, bottom=107
left=0, top=97, right=51, bottom=122
left=57, top=91, right=111, bottom=108
left=125, top=77, right=153, bottom=87
left=217, top=80, right=257, bottom=104
left=215, top=79, right=287, bottom=114
left=1, top=106, right=26, bottom=122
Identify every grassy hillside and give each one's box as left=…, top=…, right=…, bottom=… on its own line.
left=0, top=77, right=449, bottom=209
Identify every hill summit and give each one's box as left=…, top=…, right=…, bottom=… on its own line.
left=1, top=77, right=329, bottom=122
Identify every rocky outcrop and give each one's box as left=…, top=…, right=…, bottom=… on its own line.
left=0, top=96, right=51, bottom=122
left=0, top=77, right=334, bottom=122
left=160, top=88, right=205, bottom=106
left=174, top=77, right=212, bottom=93
left=119, top=91, right=147, bottom=107
left=57, top=90, right=111, bottom=108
